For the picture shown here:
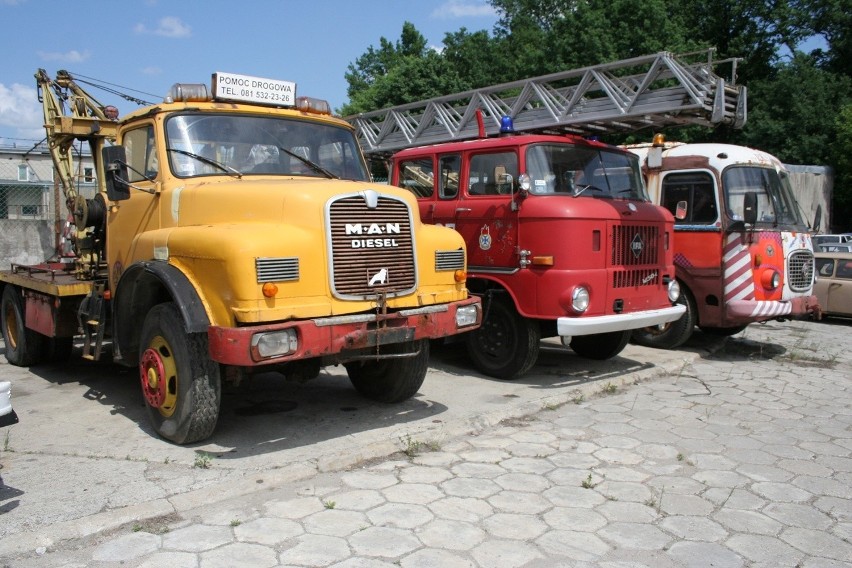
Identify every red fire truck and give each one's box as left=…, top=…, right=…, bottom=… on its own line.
left=627, top=139, right=820, bottom=348
left=348, top=51, right=747, bottom=377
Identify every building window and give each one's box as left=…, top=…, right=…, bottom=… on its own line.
left=22, top=205, right=40, bottom=216
left=84, top=167, right=94, bottom=182
left=18, top=164, right=29, bottom=182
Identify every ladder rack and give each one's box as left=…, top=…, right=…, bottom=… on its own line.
left=346, top=50, right=746, bottom=157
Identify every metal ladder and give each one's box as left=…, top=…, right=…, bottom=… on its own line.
left=346, top=49, right=746, bottom=157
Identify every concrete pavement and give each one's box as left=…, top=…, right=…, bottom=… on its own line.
left=1, top=318, right=850, bottom=567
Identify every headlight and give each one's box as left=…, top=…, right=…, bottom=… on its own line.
left=760, top=269, right=781, bottom=290
left=572, top=286, right=590, bottom=313
left=456, top=304, right=479, bottom=328
left=252, top=329, right=298, bottom=359
left=667, top=279, right=681, bottom=303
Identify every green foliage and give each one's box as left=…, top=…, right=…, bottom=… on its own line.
left=341, top=1, right=850, bottom=228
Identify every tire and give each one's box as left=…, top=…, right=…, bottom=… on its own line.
left=465, top=296, right=540, bottom=379
left=1, top=285, right=46, bottom=366
left=345, top=339, right=429, bottom=403
left=570, top=330, right=631, bottom=360
left=139, top=302, right=221, bottom=444
left=631, top=286, right=697, bottom=350
left=699, top=324, right=748, bottom=337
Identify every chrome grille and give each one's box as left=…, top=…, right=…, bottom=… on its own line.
left=328, top=194, right=416, bottom=299
left=256, top=257, right=299, bottom=282
left=613, top=268, right=661, bottom=288
left=787, top=249, right=814, bottom=292
left=436, top=249, right=465, bottom=271
left=612, top=225, right=659, bottom=266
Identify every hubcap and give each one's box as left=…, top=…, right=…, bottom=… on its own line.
left=139, top=336, right=178, bottom=417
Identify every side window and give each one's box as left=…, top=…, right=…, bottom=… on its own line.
left=467, top=151, right=518, bottom=196
left=439, top=154, right=460, bottom=199
left=837, top=261, right=852, bottom=279
left=661, top=172, right=718, bottom=224
left=396, top=158, right=434, bottom=198
left=123, top=125, right=158, bottom=182
left=816, top=258, right=835, bottom=277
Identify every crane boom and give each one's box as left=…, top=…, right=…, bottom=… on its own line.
left=347, top=50, right=746, bottom=157
left=35, top=69, right=119, bottom=278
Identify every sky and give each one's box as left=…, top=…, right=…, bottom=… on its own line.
left=0, top=0, right=499, bottom=146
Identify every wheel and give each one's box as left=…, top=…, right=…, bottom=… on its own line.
left=631, top=285, right=696, bottom=349
left=139, top=303, right=221, bottom=444
left=1, top=285, right=46, bottom=366
left=345, top=339, right=429, bottom=403
left=570, top=330, right=631, bottom=360
left=465, top=296, right=540, bottom=379
left=699, top=324, right=748, bottom=337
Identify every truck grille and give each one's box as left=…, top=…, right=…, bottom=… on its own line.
left=328, top=194, right=417, bottom=299
left=613, top=268, right=661, bottom=288
left=611, top=225, right=659, bottom=266
left=787, top=249, right=814, bottom=292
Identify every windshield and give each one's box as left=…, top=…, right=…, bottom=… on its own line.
left=723, top=166, right=805, bottom=228
left=165, top=113, right=369, bottom=181
left=525, top=144, right=648, bottom=200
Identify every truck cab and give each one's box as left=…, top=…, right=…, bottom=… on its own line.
left=392, top=130, right=684, bottom=378
left=628, top=141, right=819, bottom=347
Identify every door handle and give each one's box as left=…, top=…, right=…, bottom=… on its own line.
left=455, top=207, right=471, bottom=214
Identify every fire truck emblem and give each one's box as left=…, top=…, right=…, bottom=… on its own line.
left=631, top=233, right=644, bottom=259
left=479, top=225, right=492, bottom=251
left=368, top=268, right=388, bottom=286
left=766, top=245, right=775, bottom=257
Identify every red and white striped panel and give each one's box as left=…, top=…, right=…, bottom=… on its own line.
left=723, top=233, right=755, bottom=303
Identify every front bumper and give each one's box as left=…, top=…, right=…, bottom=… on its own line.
left=208, top=297, right=481, bottom=366
left=726, top=294, right=821, bottom=323
left=557, top=304, right=686, bottom=337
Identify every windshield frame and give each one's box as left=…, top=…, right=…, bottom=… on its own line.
left=721, top=165, right=806, bottom=229
left=523, top=143, right=649, bottom=201
left=164, top=112, right=370, bottom=181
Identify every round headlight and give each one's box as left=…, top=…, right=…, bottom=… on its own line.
left=760, top=269, right=781, bottom=290
left=518, top=173, right=531, bottom=192
left=667, top=279, right=681, bottom=303
left=572, top=286, right=590, bottom=313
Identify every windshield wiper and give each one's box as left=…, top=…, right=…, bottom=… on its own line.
left=167, top=148, right=243, bottom=178
left=276, top=146, right=338, bottom=179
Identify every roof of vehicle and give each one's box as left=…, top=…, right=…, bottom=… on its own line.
left=393, top=132, right=620, bottom=158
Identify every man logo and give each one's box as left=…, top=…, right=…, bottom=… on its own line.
left=369, top=268, right=388, bottom=286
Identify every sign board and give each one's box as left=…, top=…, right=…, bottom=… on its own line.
left=212, top=72, right=296, bottom=107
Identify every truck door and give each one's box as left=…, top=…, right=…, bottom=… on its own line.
left=449, top=151, right=520, bottom=271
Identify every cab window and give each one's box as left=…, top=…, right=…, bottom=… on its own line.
left=397, top=157, right=434, bottom=198
left=837, top=260, right=852, bottom=279
left=123, top=125, right=158, bottom=182
left=661, top=172, right=718, bottom=224
left=439, top=154, right=461, bottom=199
left=467, top=152, right=518, bottom=196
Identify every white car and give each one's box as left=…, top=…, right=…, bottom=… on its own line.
left=0, top=381, right=18, bottom=427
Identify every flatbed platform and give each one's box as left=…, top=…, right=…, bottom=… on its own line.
left=0, top=263, right=95, bottom=297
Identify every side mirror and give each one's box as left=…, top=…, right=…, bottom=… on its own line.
left=813, top=204, right=822, bottom=233
left=743, top=191, right=758, bottom=225
left=102, top=145, right=130, bottom=201
left=675, top=200, right=688, bottom=220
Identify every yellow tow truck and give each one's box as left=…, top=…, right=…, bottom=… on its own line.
left=0, top=70, right=479, bottom=444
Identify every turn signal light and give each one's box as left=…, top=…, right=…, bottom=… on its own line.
left=454, top=270, right=467, bottom=283
left=262, top=282, right=279, bottom=297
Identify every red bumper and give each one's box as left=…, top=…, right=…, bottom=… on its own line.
left=207, top=297, right=480, bottom=366
left=726, top=294, right=821, bottom=324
